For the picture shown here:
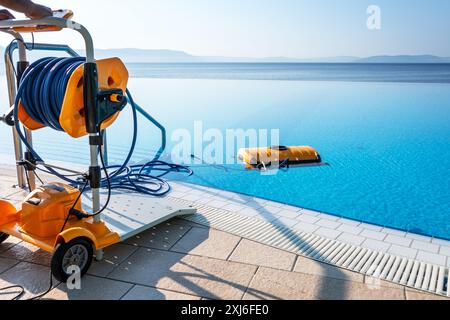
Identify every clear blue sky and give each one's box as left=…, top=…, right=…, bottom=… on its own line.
left=1, top=0, right=449, bottom=58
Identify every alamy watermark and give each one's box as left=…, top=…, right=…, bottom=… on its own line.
left=367, top=5, right=381, bottom=30
left=66, top=266, right=82, bottom=291
left=171, top=121, right=282, bottom=174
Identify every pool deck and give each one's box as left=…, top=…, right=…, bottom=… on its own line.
left=167, top=183, right=450, bottom=269
left=0, top=165, right=448, bottom=300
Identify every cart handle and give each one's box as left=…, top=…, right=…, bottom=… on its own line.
left=0, top=12, right=94, bottom=63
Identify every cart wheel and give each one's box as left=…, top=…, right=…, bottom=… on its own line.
left=51, top=238, right=94, bottom=283
left=0, top=232, right=9, bottom=244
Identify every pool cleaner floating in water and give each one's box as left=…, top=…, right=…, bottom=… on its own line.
left=238, top=146, right=323, bottom=170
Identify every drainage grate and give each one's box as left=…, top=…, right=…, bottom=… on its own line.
left=169, top=197, right=450, bottom=297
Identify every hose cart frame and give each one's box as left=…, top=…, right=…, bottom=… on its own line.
left=0, top=13, right=196, bottom=283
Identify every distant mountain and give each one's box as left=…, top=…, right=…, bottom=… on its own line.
left=0, top=45, right=449, bottom=63
left=354, top=55, right=450, bottom=64
left=92, top=51, right=450, bottom=64
left=92, top=48, right=199, bottom=62
left=82, top=49, right=358, bottom=63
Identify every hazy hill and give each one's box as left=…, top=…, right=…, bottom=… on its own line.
left=0, top=46, right=449, bottom=63
left=354, top=55, right=450, bottom=63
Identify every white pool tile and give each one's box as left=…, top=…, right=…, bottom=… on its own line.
left=264, top=201, right=284, bottom=208
left=337, top=233, right=366, bottom=246
left=337, top=224, right=362, bottom=236
left=218, top=191, right=241, bottom=200
left=207, top=199, right=230, bottom=209
left=337, top=218, right=361, bottom=227
left=362, top=239, right=391, bottom=252
left=439, top=246, right=450, bottom=256
left=385, top=235, right=412, bottom=247
left=388, top=245, right=418, bottom=259
left=273, top=217, right=301, bottom=229
left=261, top=205, right=283, bottom=215
left=360, top=229, right=387, bottom=241
left=405, top=233, right=433, bottom=242
left=195, top=198, right=215, bottom=205
left=181, top=194, right=204, bottom=202
left=360, top=223, right=383, bottom=232
left=316, top=213, right=340, bottom=222
left=170, top=191, right=188, bottom=199
left=382, top=228, right=407, bottom=237
left=296, top=214, right=320, bottom=224
left=432, top=238, right=450, bottom=247
left=315, top=219, right=341, bottom=230
left=416, top=251, right=447, bottom=266
left=410, top=240, right=440, bottom=254
left=172, top=185, right=194, bottom=193
left=279, top=204, right=303, bottom=212
left=277, top=209, right=301, bottom=220
left=254, top=213, right=278, bottom=223
left=300, top=209, right=321, bottom=217
left=314, top=227, right=342, bottom=240
left=293, top=222, right=320, bottom=234
left=184, top=188, right=207, bottom=196
left=245, top=201, right=265, bottom=209
left=222, top=204, right=247, bottom=212
left=238, top=208, right=261, bottom=218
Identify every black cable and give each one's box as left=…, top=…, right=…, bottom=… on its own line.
left=0, top=285, right=25, bottom=300
left=60, top=179, right=89, bottom=233
left=24, top=169, right=32, bottom=192
left=28, top=271, right=53, bottom=301
left=34, top=170, right=44, bottom=185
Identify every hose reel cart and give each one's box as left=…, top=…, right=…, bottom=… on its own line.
left=0, top=10, right=196, bottom=282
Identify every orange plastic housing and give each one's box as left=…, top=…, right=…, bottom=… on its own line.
left=0, top=200, right=19, bottom=226
left=238, top=146, right=321, bottom=169
left=18, top=57, right=129, bottom=138
left=20, top=183, right=82, bottom=238
left=0, top=183, right=120, bottom=253
left=60, top=58, right=129, bottom=138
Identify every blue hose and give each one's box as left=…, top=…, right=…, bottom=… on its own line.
left=14, top=57, right=192, bottom=196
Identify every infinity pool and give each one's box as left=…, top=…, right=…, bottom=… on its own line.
left=1, top=78, right=449, bottom=240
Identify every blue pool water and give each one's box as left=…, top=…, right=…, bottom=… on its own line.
left=1, top=64, right=449, bottom=239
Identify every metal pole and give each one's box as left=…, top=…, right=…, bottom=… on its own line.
left=76, top=23, right=105, bottom=261
left=101, top=130, right=109, bottom=166
left=16, top=41, right=36, bottom=191
left=4, top=33, right=25, bottom=188
left=0, top=17, right=104, bottom=259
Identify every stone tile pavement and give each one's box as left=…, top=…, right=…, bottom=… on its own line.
left=0, top=219, right=447, bottom=300
left=0, top=166, right=448, bottom=300
left=169, top=181, right=450, bottom=268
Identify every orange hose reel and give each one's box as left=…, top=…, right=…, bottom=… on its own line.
left=18, top=57, right=129, bottom=138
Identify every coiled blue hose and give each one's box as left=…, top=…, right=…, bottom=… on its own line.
left=14, top=57, right=192, bottom=197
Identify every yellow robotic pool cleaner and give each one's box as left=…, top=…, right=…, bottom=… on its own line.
left=0, top=10, right=195, bottom=292
left=238, top=146, right=323, bottom=170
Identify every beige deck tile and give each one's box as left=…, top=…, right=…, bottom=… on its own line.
left=43, top=275, right=132, bottom=300
left=244, top=267, right=405, bottom=300
left=124, top=222, right=191, bottom=251
left=121, top=285, right=202, bottom=300
left=87, top=243, right=139, bottom=277
left=294, top=256, right=364, bottom=283
left=0, top=262, right=58, bottom=300
left=108, top=248, right=256, bottom=300
left=229, top=239, right=296, bottom=271
left=0, top=236, right=22, bottom=254
left=405, top=288, right=450, bottom=300
left=0, top=241, right=51, bottom=266
left=170, top=227, right=241, bottom=260
left=0, top=257, right=19, bottom=274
